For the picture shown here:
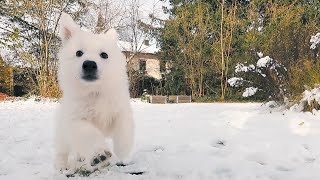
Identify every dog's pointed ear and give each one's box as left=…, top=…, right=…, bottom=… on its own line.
left=59, top=13, right=79, bottom=42
left=105, top=28, right=118, bottom=42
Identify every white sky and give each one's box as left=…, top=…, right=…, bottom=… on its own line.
left=139, top=0, right=170, bottom=20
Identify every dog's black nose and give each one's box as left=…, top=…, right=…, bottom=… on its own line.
left=82, top=60, right=97, bottom=73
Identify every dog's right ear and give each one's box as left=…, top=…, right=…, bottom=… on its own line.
left=105, top=28, right=119, bottom=42
left=59, top=13, right=79, bottom=43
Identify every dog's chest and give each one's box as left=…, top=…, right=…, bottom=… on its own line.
left=80, top=97, right=118, bottom=129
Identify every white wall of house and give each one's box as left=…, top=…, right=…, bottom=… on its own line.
left=146, top=58, right=161, bottom=80
left=124, top=52, right=161, bottom=80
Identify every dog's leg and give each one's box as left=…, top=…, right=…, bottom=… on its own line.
left=67, top=120, right=112, bottom=172
left=54, top=144, right=69, bottom=172
left=112, top=110, right=135, bottom=161
left=54, top=122, right=69, bottom=172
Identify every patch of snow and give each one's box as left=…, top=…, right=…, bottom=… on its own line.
left=257, top=52, right=263, bottom=58
left=242, top=87, right=258, bottom=97
left=263, top=101, right=278, bottom=108
left=1, top=101, right=320, bottom=179
left=227, top=77, right=243, bottom=87
left=310, top=33, right=320, bottom=50
left=235, top=63, right=255, bottom=73
left=257, top=56, right=272, bottom=68
left=302, top=88, right=320, bottom=105
left=290, top=87, right=320, bottom=113
left=256, top=69, right=266, bottom=77
left=289, top=119, right=311, bottom=136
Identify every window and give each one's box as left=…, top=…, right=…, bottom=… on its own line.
left=139, top=59, right=146, bottom=74
left=144, top=40, right=150, bottom=46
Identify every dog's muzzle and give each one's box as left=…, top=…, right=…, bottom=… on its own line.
left=82, top=60, right=98, bottom=81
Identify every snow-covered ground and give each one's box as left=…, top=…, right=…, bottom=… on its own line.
left=1, top=100, right=320, bottom=180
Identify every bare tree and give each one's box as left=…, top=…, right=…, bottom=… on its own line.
left=118, top=0, right=163, bottom=97
left=0, top=0, right=87, bottom=97
left=217, top=0, right=238, bottom=100
left=82, top=0, right=128, bottom=33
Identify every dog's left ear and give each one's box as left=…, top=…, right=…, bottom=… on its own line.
left=59, top=13, right=79, bottom=43
left=105, top=28, right=119, bottom=42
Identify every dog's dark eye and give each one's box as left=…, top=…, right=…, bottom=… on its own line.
left=100, top=52, right=108, bottom=59
left=76, top=50, right=83, bottom=57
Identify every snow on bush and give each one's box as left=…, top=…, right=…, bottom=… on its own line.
left=256, top=56, right=272, bottom=68
left=235, top=63, right=255, bottom=73
left=242, top=87, right=258, bottom=97
left=290, top=87, right=320, bottom=113
left=227, top=77, right=243, bottom=87
left=310, top=33, right=320, bottom=49
left=228, top=54, right=287, bottom=100
left=257, top=52, right=263, bottom=58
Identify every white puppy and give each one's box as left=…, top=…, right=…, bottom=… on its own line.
left=54, top=13, right=134, bottom=174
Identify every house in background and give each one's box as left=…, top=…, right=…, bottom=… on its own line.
left=118, top=40, right=162, bottom=80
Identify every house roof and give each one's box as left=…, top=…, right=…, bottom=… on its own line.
left=117, top=40, right=159, bottom=54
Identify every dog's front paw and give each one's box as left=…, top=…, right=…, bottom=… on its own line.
left=63, top=163, right=96, bottom=177
left=91, top=150, right=112, bottom=168
left=67, top=150, right=112, bottom=177
left=61, top=168, right=77, bottom=177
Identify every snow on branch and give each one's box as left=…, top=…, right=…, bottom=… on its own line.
left=290, top=87, right=320, bottom=113
left=310, top=33, right=320, bottom=50
left=256, top=56, right=272, bottom=68
left=227, top=77, right=243, bottom=87
left=242, top=87, right=258, bottom=97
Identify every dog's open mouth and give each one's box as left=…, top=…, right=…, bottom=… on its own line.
left=82, top=74, right=98, bottom=81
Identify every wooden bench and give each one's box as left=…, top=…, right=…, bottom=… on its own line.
left=168, top=95, right=178, bottom=103
left=177, top=95, right=191, bottom=103
left=150, top=96, right=167, bottom=104
left=168, top=95, right=191, bottom=103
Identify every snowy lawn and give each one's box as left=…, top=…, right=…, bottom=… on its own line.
left=1, top=100, right=320, bottom=180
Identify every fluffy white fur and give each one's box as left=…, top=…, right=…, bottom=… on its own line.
left=54, top=13, right=134, bottom=172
